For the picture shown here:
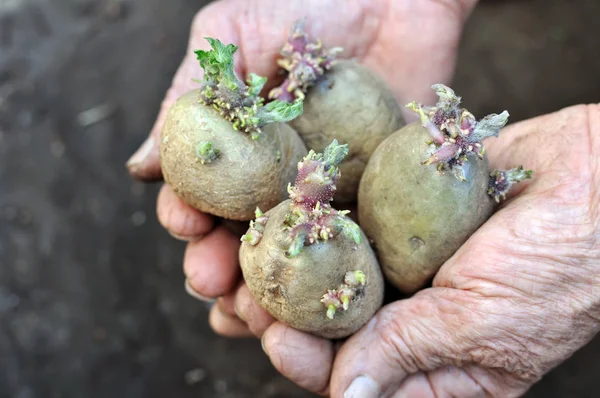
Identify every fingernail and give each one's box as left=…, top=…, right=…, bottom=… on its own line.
left=344, top=375, right=380, bottom=398
left=260, top=335, right=268, bottom=355
left=127, top=137, right=155, bottom=170
left=234, top=302, right=247, bottom=322
left=169, top=231, right=205, bottom=242
left=185, top=279, right=214, bottom=302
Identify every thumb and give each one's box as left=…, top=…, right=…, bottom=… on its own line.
left=126, top=1, right=240, bottom=181
left=126, top=53, right=197, bottom=181
left=330, top=288, right=501, bottom=397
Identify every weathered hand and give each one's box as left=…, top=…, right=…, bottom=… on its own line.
left=126, top=0, right=477, bottom=337
left=251, top=104, right=600, bottom=396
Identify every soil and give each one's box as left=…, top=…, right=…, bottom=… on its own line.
left=0, top=0, right=598, bottom=397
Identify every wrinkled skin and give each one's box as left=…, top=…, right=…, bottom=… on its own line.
left=160, top=89, right=307, bottom=221
left=257, top=104, right=600, bottom=397
left=290, top=60, right=405, bottom=204
left=124, top=0, right=600, bottom=397
left=239, top=200, right=385, bottom=339
left=358, top=122, right=494, bottom=294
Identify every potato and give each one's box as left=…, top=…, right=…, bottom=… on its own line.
left=239, top=141, right=384, bottom=339
left=269, top=20, right=404, bottom=204
left=358, top=122, right=494, bottom=294
left=358, top=84, right=520, bottom=294
left=289, top=60, right=405, bottom=204
left=158, top=38, right=308, bottom=221
left=160, top=89, right=307, bottom=221
left=240, top=200, right=384, bottom=339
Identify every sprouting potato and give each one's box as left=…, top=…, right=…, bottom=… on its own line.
left=269, top=20, right=404, bottom=204
left=160, top=38, right=307, bottom=221
left=358, top=84, right=532, bottom=294
left=239, top=141, right=384, bottom=339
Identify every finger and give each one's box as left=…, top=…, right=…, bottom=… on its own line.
left=208, top=303, right=253, bottom=338
left=482, top=107, right=591, bottom=201
left=184, top=226, right=241, bottom=299
left=220, top=219, right=250, bottom=238
left=422, top=366, right=488, bottom=397
left=262, top=322, right=334, bottom=396
left=217, top=293, right=238, bottom=317
left=157, top=184, right=215, bottom=241
left=127, top=1, right=240, bottom=181
left=372, top=0, right=477, bottom=121
left=330, top=289, right=484, bottom=398
left=185, top=278, right=215, bottom=303
left=392, top=367, right=488, bottom=398
left=482, top=118, right=540, bottom=201
left=392, top=372, right=435, bottom=398
left=486, top=104, right=599, bottom=203
left=234, top=283, right=275, bottom=337
left=126, top=50, right=198, bottom=181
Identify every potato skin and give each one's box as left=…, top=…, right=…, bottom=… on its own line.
left=289, top=60, right=404, bottom=204
left=239, top=200, right=384, bottom=339
left=159, top=89, right=307, bottom=221
left=358, top=122, right=494, bottom=294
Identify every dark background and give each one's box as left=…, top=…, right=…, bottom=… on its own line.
left=1, top=0, right=599, bottom=397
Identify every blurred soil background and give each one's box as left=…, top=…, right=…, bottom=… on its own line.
left=0, top=0, right=599, bottom=397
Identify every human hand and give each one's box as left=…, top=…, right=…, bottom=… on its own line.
left=126, top=0, right=478, bottom=336
left=249, top=104, right=600, bottom=396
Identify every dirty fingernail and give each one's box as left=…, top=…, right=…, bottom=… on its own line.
left=344, top=375, right=380, bottom=398
left=260, top=335, right=268, bottom=355
left=169, top=231, right=205, bottom=242
left=127, top=137, right=155, bottom=170
left=185, top=279, right=214, bottom=302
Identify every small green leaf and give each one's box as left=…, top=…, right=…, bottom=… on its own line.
left=287, top=233, right=305, bottom=258
left=506, top=165, right=533, bottom=183
left=247, top=73, right=267, bottom=97
left=334, top=216, right=361, bottom=245
left=470, top=111, right=510, bottom=142
left=194, top=37, right=239, bottom=88
left=431, top=84, right=461, bottom=107
left=344, top=222, right=362, bottom=245
left=258, top=99, right=304, bottom=125
left=322, top=139, right=349, bottom=167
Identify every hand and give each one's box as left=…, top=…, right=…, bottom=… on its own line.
left=254, top=104, right=600, bottom=397
left=126, top=0, right=478, bottom=336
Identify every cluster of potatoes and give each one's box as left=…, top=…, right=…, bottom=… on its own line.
left=158, top=22, right=525, bottom=339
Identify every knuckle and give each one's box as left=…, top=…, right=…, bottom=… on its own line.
left=465, top=340, right=540, bottom=382
left=233, top=296, right=250, bottom=324
left=263, top=327, right=287, bottom=372
left=465, top=301, right=558, bottom=383
left=186, top=272, right=210, bottom=297
left=156, top=186, right=208, bottom=238
left=208, top=306, right=227, bottom=334
left=209, top=305, right=249, bottom=338
left=180, top=211, right=202, bottom=236
left=373, top=300, right=440, bottom=373
left=156, top=188, right=178, bottom=230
